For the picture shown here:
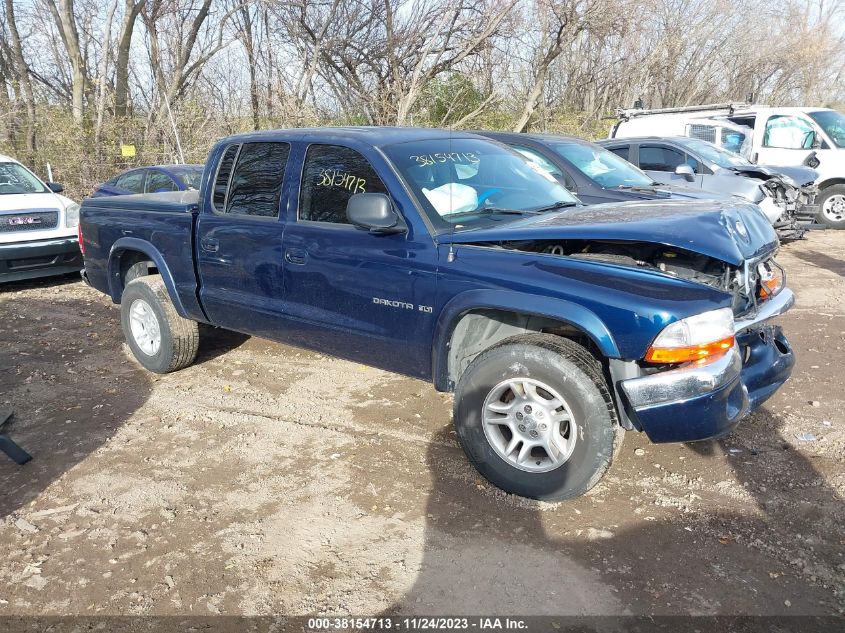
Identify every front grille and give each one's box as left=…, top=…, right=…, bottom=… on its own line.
left=0, top=210, right=59, bottom=233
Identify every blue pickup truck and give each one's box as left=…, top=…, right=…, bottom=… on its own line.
left=79, top=127, right=795, bottom=501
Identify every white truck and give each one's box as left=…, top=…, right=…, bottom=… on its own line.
left=0, top=154, right=82, bottom=282
left=610, top=103, right=845, bottom=228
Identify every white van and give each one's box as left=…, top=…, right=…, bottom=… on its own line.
left=0, top=154, right=82, bottom=282
left=610, top=104, right=845, bottom=228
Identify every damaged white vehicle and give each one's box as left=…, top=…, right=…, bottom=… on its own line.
left=598, top=136, right=817, bottom=240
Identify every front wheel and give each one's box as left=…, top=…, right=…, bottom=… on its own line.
left=817, top=185, right=845, bottom=228
left=453, top=334, right=621, bottom=501
left=120, top=276, right=199, bottom=373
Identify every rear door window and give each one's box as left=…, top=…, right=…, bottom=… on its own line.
left=145, top=171, right=178, bottom=193
left=607, top=145, right=629, bottom=161
left=213, top=145, right=240, bottom=212
left=225, top=142, right=290, bottom=218
left=299, top=145, right=387, bottom=224
left=117, top=170, right=146, bottom=193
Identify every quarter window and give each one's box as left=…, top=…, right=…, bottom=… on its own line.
left=225, top=142, right=290, bottom=218
left=299, top=145, right=387, bottom=224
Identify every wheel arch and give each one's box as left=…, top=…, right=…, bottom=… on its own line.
left=817, top=178, right=845, bottom=191
left=431, top=290, right=620, bottom=393
left=107, top=237, right=188, bottom=317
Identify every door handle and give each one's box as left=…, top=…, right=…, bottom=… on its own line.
left=285, top=248, right=307, bottom=265
left=200, top=237, right=219, bottom=253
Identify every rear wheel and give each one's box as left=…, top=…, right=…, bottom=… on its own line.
left=453, top=333, right=621, bottom=501
left=817, top=185, right=845, bottom=228
left=120, top=276, right=199, bottom=373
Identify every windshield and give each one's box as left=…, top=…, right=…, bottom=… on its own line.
left=550, top=142, right=654, bottom=188
left=173, top=166, right=204, bottom=189
left=382, top=138, right=578, bottom=232
left=678, top=138, right=751, bottom=168
left=0, top=162, right=49, bottom=195
left=808, top=110, right=845, bottom=148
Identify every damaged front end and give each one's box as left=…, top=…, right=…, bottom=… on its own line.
left=486, top=237, right=794, bottom=442
left=446, top=199, right=794, bottom=442
left=733, top=166, right=819, bottom=240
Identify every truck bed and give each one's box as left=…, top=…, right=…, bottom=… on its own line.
left=80, top=191, right=205, bottom=321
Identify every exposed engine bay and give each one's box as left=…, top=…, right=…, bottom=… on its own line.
left=494, top=239, right=776, bottom=316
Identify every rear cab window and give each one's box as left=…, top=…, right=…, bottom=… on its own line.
left=298, top=144, right=387, bottom=224
left=212, top=142, right=290, bottom=218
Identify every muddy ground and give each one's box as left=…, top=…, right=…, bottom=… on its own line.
left=0, top=230, right=843, bottom=619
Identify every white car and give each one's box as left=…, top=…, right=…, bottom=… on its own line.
left=610, top=104, right=845, bottom=228
left=0, top=154, right=82, bottom=282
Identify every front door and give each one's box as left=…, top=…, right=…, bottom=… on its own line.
left=281, top=143, right=437, bottom=377
left=754, top=114, right=816, bottom=166
left=196, top=141, right=292, bottom=337
left=639, top=144, right=704, bottom=187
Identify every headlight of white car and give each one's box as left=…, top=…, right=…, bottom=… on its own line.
left=65, top=203, right=80, bottom=228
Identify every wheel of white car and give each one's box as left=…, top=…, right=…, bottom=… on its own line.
left=120, top=276, right=199, bottom=373
left=817, top=185, right=845, bottom=228
left=453, top=333, right=622, bottom=501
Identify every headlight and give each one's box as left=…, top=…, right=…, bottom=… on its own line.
left=645, top=307, right=735, bottom=364
left=65, top=203, right=80, bottom=228
left=757, top=260, right=784, bottom=300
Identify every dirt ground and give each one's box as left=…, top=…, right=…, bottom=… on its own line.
left=0, top=230, right=843, bottom=619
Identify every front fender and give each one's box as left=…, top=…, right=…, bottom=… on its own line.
left=107, top=237, right=189, bottom=318
left=431, top=289, right=619, bottom=391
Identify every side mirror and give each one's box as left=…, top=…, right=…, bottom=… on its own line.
left=346, top=193, right=405, bottom=234
left=674, top=164, right=696, bottom=182
left=47, top=182, right=64, bottom=193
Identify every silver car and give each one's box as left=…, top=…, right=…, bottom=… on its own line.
left=598, top=136, right=818, bottom=239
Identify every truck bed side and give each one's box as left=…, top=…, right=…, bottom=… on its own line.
left=80, top=191, right=206, bottom=321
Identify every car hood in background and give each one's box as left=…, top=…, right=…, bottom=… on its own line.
left=445, top=199, right=777, bottom=266
left=728, top=164, right=818, bottom=187
left=0, top=192, right=66, bottom=212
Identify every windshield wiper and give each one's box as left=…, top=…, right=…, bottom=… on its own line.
left=529, top=201, right=579, bottom=213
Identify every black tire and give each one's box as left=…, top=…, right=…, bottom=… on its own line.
left=120, top=275, right=199, bottom=373
left=816, top=185, right=845, bottom=228
left=453, top=333, right=621, bottom=501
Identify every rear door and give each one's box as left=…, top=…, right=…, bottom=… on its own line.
left=280, top=142, right=437, bottom=376
left=196, top=141, right=292, bottom=337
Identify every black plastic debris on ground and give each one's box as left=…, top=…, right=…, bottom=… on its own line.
left=0, top=407, right=32, bottom=465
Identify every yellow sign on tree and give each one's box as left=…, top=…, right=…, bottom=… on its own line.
left=121, top=144, right=136, bottom=158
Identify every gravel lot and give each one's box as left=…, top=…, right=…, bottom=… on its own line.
left=1, top=230, right=843, bottom=617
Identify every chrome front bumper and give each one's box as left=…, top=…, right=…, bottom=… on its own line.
left=622, top=344, right=744, bottom=410
left=617, top=288, right=795, bottom=443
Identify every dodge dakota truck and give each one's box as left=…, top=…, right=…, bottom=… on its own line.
left=79, top=127, right=796, bottom=501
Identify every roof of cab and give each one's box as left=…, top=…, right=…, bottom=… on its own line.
left=0, top=154, right=22, bottom=164
left=477, top=130, right=596, bottom=146
left=221, top=126, right=483, bottom=148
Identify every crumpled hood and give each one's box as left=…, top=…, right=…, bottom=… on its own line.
left=444, top=199, right=778, bottom=266
left=729, top=164, right=818, bottom=188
